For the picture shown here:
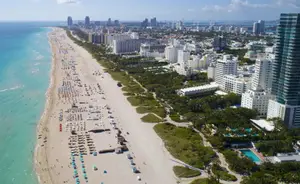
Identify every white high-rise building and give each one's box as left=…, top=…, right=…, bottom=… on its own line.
left=215, top=55, right=238, bottom=85
left=187, top=55, right=201, bottom=70
left=251, top=57, right=273, bottom=91
left=113, top=39, right=144, bottom=54
left=241, top=56, right=274, bottom=117
left=105, top=33, right=131, bottom=46
left=178, top=49, right=190, bottom=65
left=207, top=63, right=216, bottom=80
left=242, top=89, right=274, bottom=117
left=165, top=46, right=178, bottom=63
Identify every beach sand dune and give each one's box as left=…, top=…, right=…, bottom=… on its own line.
left=35, top=28, right=177, bottom=184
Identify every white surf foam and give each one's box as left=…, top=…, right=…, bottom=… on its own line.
left=35, top=55, right=44, bottom=61
left=0, top=85, right=24, bottom=93
left=31, top=68, right=40, bottom=74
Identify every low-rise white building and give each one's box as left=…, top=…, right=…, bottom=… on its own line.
left=177, top=83, right=219, bottom=96
left=266, top=153, right=300, bottom=163
left=242, top=89, right=274, bottom=117
left=222, top=75, right=251, bottom=95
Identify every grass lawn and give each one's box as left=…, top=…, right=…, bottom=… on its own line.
left=169, top=113, right=185, bottom=122
left=190, top=178, right=210, bottom=184
left=154, top=123, right=216, bottom=169
left=141, top=113, right=162, bottom=123
left=121, top=84, right=144, bottom=94
left=136, top=106, right=150, bottom=114
left=136, top=106, right=166, bottom=118
left=212, top=164, right=237, bottom=181
left=173, top=166, right=201, bottom=178
left=109, top=71, right=132, bottom=86
left=127, top=96, right=142, bottom=106
left=123, top=92, right=134, bottom=96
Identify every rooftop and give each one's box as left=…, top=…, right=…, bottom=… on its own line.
left=179, top=82, right=219, bottom=93
left=251, top=119, right=274, bottom=131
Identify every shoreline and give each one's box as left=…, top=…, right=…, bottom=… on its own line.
left=34, top=27, right=56, bottom=184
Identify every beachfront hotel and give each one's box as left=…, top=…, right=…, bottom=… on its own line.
left=267, top=13, right=300, bottom=128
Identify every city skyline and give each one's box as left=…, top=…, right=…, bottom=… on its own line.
left=1, top=0, right=300, bottom=21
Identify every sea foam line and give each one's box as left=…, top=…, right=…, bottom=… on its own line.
left=0, top=85, right=24, bottom=93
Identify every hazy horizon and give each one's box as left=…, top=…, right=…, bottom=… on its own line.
left=1, top=0, right=299, bottom=21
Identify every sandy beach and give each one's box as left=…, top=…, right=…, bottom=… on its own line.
left=34, top=28, right=178, bottom=184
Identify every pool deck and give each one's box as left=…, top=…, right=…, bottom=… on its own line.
left=250, top=148, right=265, bottom=162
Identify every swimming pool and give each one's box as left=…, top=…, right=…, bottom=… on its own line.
left=240, top=149, right=261, bottom=163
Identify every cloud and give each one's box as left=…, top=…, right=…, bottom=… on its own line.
left=188, top=8, right=195, bottom=12
left=277, top=0, right=300, bottom=8
left=202, top=0, right=283, bottom=12
left=57, top=0, right=80, bottom=4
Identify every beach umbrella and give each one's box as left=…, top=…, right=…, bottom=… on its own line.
left=103, top=170, right=107, bottom=174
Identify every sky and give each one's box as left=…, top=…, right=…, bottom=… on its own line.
left=2, top=0, right=300, bottom=21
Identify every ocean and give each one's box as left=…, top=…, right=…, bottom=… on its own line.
left=0, top=22, right=58, bottom=184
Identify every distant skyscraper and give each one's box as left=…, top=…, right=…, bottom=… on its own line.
left=253, top=20, right=265, bottom=35
left=85, top=16, right=90, bottom=27
left=150, top=17, right=157, bottom=27
left=107, top=18, right=112, bottom=26
left=213, top=36, right=226, bottom=51
left=114, top=20, right=120, bottom=26
left=258, top=20, right=265, bottom=34
left=253, top=22, right=260, bottom=35
left=67, top=16, right=73, bottom=27
left=141, top=18, right=149, bottom=28
left=267, top=13, right=300, bottom=128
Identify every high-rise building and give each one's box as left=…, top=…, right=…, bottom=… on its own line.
left=141, top=18, right=149, bottom=28
left=85, top=16, right=90, bottom=27
left=267, top=13, right=300, bottom=128
left=213, top=36, right=227, bottom=51
left=253, top=20, right=265, bottom=35
left=150, top=17, right=157, bottom=27
left=242, top=89, right=274, bottom=117
left=253, top=22, right=260, bottom=35
left=114, top=20, right=120, bottom=26
left=178, top=49, right=190, bottom=66
left=241, top=56, right=274, bottom=117
left=251, top=57, right=273, bottom=91
left=165, top=46, right=178, bottom=63
left=67, top=16, right=73, bottom=27
left=215, top=55, right=238, bottom=85
left=258, top=20, right=265, bottom=34
left=107, top=18, right=112, bottom=26
left=222, top=75, right=251, bottom=95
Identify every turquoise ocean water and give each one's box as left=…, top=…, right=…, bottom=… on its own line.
left=0, top=22, right=59, bottom=184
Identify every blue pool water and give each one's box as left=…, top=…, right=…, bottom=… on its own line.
left=241, top=149, right=261, bottom=163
